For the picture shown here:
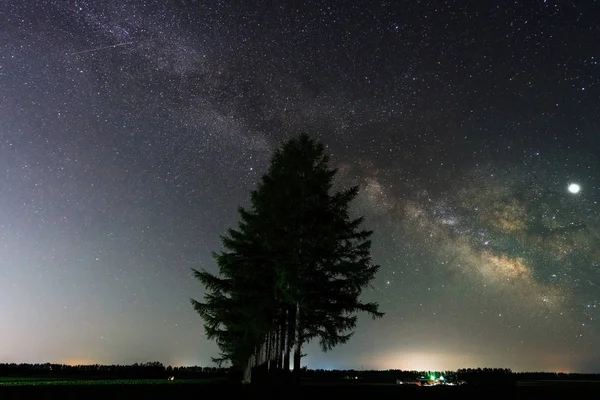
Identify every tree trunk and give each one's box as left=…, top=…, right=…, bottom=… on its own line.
left=264, top=333, right=269, bottom=373
left=243, top=354, right=253, bottom=383
left=272, top=328, right=277, bottom=372
left=283, top=348, right=291, bottom=372
left=284, top=306, right=295, bottom=372
left=293, top=340, right=302, bottom=376
left=293, top=301, right=302, bottom=379
left=278, top=313, right=286, bottom=370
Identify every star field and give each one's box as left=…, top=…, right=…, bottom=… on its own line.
left=1, top=1, right=599, bottom=372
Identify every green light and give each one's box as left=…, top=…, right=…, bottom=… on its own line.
left=430, top=375, right=435, bottom=380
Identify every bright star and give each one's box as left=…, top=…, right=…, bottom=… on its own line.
left=568, top=183, right=581, bottom=194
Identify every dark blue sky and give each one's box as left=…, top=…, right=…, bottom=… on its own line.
left=1, top=1, right=599, bottom=372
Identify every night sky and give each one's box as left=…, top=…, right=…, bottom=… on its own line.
left=1, top=1, right=599, bottom=372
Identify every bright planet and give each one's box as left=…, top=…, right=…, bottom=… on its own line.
left=568, top=183, right=581, bottom=194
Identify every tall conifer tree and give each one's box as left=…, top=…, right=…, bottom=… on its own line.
left=192, top=134, right=383, bottom=382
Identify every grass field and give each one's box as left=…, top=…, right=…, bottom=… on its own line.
left=1, top=378, right=599, bottom=399
left=0, top=377, right=212, bottom=386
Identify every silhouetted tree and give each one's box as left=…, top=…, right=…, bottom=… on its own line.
left=191, top=212, right=280, bottom=379
left=192, top=134, right=383, bottom=382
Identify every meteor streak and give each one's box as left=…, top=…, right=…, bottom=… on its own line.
left=71, top=42, right=134, bottom=56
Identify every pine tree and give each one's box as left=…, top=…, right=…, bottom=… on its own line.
left=191, top=134, right=383, bottom=382
left=191, top=209, right=279, bottom=380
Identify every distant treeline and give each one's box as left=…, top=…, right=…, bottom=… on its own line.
left=514, top=371, right=600, bottom=381
left=457, top=368, right=600, bottom=384
left=1, top=363, right=598, bottom=384
left=303, top=368, right=456, bottom=383
left=304, top=368, right=600, bottom=385
left=0, top=362, right=228, bottom=379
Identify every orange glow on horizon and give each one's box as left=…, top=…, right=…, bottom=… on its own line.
left=61, top=359, right=98, bottom=366
left=375, top=351, right=484, bottom=371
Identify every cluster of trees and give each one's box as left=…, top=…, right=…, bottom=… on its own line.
left=0, top=363, right=228, bottom=379
left=456, top=368, right=515, bottom=386
left=191, top=135, right=383, bottom=382
left=515, top=372, right=600, bottom=381
left=456, top=367, right=513, bottom=374
left=301, top=368, right=600, bottom=385
left=303, top=369, right=458, bottom=383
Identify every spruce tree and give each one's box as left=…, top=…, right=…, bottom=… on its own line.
left=191, top=134, right=383, bottom=382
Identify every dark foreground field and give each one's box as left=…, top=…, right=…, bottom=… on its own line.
left=1, top=379, right=600, bottom=399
